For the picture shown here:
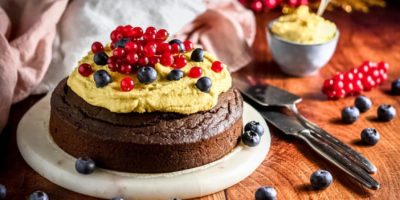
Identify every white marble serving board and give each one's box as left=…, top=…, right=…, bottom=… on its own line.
left=17, top=95, right=271, bottom=200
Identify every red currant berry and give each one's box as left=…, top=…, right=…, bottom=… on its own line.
left=265, top=0, right=278, bottom=9
left=125, top=41, right=138, bottom=52
left=343, top=82, right=354, bottom=95
left=143, top=32, right=155, bottom=41
left=119, top=64, right=132, bottom=74
left=172, top=55, right=187, bottom=68
left=188, top=66, right=203, bottom=78
left=132, top=27, right=144, bottom=38
left=359, top=64, right=370, bottom=74
left=155, top=29, right=169, bottom=41
left=126, top=52, right=139, bottom=64
left=149, top=56, right=160, bottom=65
left=120, top=77, right=135, bottom=92
left=377, top=61, right=389, bottom=72
left=91, top=42, right=104, bottom=53
left=332, top=72, right=344, bottom=81
left=250, top=0, right=263, bottom=12
left=362, top=76, right=375, bottom=91
left=145, top=26, right=157, bottom=34
left=113, top=47, right=126, bottom=58
left=211, top=61, right=224, bottom=73
left=156, top=43, right=171, bottom=54
left=110, top=31, right=118, bottom=41
left=171, top=44, right=181, bottom=54
left=322, top=79, right=334, bottom=94
left=183, top=41, right=193, bottom=52
left=363, top=60, right=377, bottom=68
left=116, top=25, right=124, bottom=32
left=123, top=25, right=133, bottom=36
left=138, top=57, right=149, bottom=66
left=332, top=80, right=344, bottom=91
left=116, top=32, right=124, bottom=41
left=108, top=62, right=119, bottom=72
left=143, top=43, right=156, bottom=57
left=352, top=79, right=363, bottom=94
left=78, top=63, right=93, bottom=77
left=160, top=53, right=174, bottom=66
left=343, top=72, right=354, bottom=83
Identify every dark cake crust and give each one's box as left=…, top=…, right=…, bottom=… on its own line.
left=49, top=78, right=243, bottom=173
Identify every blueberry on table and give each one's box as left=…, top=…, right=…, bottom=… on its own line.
left=137, top=66, right=157, bottom=84
left=310, top=170, right=333, bottom=190
left=242, top=130, right=261, bottom=147
left=94, top=70, right=112, bottom=88
left=93, top=51, right=109, bottom=66
left=167, top=69, right=184, bottom=81
left=114, top=38, right=130, bottom=48
left=354, top=96, right=372, bottom=113
left=111, top=197, right=124, bottom=200
left=0, top=184, right=6, bottom=199
left=190, top=48, right=204, bottom=62
left=75, top=157, right=96, bottom=175
left=361, top=128, right=380, bottom=145
left=341, top=106, right=360, bottom=124
left=195, top=77, right=212, bottom=93
left=255, top=186, right=277, bottom=200
left=245, top=121, right=264, bottom=136
left=28, top=191, right=49, bottom=200
left=377, top=104, right=396, bottom=121
left=391, top=79, right=400, bottom=95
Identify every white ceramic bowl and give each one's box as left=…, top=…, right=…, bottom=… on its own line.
left=267, top=20, right=339, bottom=76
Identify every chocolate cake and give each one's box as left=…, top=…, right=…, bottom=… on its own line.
left=50, top=79, right=242, bottom=173
left=48, top=26, right=244, bottom=173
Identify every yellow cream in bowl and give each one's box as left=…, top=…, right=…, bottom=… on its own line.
left=271, top=6, right=337, bottom=44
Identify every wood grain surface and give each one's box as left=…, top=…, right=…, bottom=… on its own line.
left=1, top=3, right=400, bottom=200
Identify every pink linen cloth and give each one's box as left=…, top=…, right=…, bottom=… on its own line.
left=0, top=0, right=68, bottom=131
left=0, top=0, right=255, bottom=132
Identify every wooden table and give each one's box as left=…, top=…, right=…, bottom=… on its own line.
left=1, top=4, right=400, bottom=200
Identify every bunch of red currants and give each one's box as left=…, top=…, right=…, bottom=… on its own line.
left=322, top=61, right=389, bottom=100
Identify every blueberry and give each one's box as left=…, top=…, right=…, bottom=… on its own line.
left=137, top=66, right=157, bottom=84
left=310, top=170, right=333, bottom=190
left=114, top=38, right=130, bottom=48
left=242, top=130, right=261, bottom=147
left=93, top=70, right=112, bottom=88
left=341, top=106, right=360, bottom=124
left=29, top=191, right=49, bottom=200
left=361, top=128, right=380, bottom=145
left=75, top=157, right=96, bottom=175
left=168, top=39, right=185, bottom=53
left=255, top=186, right=277, bottom=200
left=391, top=79, right=400, bottom=95
left=377, top=104, right=396, bottom=121
left=167, top=69, right=184, bottom=81
left=0, top=184, right=6, bottom=199
left=190, top=48, right=204, bottom=62
left=354, top=96, right=372, bottom=113
left=245, top=121, right=264, bottom=136
left=111, top=197, right=124, bottom=200
left=195, top=77, right=212, bottom=93
left=93, top=52, right=109, bottom=65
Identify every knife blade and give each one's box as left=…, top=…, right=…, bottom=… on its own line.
left=262, top=110, right=380, bottom=190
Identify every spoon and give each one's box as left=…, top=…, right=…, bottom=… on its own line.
left=317, top=0, right=331, bottom=16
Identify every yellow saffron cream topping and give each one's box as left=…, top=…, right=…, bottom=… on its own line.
left=67, top=47, right=232, bottom=114
left=271, top=6, right=337, bottom=44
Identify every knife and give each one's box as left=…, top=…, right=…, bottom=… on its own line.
left=262, top=111, right=380, bottom=190
left=233, top=77, right=377, bottom=174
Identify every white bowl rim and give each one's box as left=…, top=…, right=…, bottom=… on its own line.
left=267, top=19, right=340, bottom=47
